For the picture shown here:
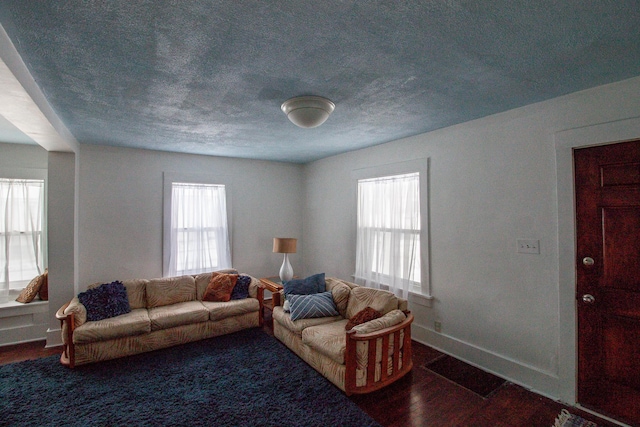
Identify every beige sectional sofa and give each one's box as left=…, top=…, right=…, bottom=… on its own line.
left=56, top=270, right=263, bottom=367
left=272, top=277, right=413, bottom=395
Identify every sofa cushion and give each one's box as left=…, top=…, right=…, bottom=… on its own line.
left=244, top=274, right=260, bottom=299
left=346, top=286, right=398, bottom=319
left=146, top=275, right=196, bottom=308
left=73, top=308, right=151, bottom=344
left=78, top=281, right=131, bottom=322
left=148, top=301, right=210, bottom=331
left=121, top=279, right=147, bottom=310
left=302, top=319, right=350, bottom=365
left=332, top=284, right=351, bottom=318
left=303, top=313, right=406, bottom=368
left=283, top=273, right=325, bottom=297
left=345, top=307, right=382, bottom=331
left=272, top=306, right=342, bottom=336
left=289, top=292, right=339, bottom=321
left=203, top=273, right=238, bottom=302
left=202, top=298, right=260, bottom=321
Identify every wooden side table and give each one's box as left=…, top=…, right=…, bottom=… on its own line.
left=259, top=277, right=284, bottom=321
left=260, top=277, right=284, bottom=324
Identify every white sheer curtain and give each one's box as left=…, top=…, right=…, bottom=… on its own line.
left=168, top=182, right=231, bottom=277
left=1, top=179, right=45, bottom=298
left=355, top=173, right=420, bottom=299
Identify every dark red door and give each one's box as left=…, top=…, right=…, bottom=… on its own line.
left=574, top=139, right=640, bottom=426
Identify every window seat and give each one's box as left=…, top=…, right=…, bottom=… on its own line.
left=0, top=295, right=49, bottom=346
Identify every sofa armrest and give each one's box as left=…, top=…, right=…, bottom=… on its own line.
left=55, top=301, right=70, bottom=321
left=56, top=301, right=76, bottom=368
left=349, top=309, right=407, bottom=335
left=256, top=285, right=264, bottom=327
left=344, top=312, right=414, bottom=395
left=273, top=290, right=283, bottom=307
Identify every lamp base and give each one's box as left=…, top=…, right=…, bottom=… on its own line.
left=279, top=253, right=294, bottom=282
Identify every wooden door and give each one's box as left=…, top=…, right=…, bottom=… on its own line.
left=574, top=139, right=640, bottom=426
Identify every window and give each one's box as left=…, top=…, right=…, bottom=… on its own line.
left=353, top=159, right=430, bottom=301
left=355, top=172, right=421, bottom=297
left=1, top=179, right=45, bottom=290
left=166, top=182, right=231, bottom=277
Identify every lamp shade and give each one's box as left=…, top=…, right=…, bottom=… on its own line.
left=281, top=96, right=335, bottom=128
left=273, top=237, right=297, bottom=253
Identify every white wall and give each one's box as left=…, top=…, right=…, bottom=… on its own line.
left=302, top=76, right=640, bottom=401
left=46, top=151, right=77, bottom=345
left=77, top=145, right=304, bottom=287
left=0, top=142, right=48, bottom=169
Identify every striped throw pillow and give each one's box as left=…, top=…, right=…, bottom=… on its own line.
left=289, top=292, right=339, bottom=321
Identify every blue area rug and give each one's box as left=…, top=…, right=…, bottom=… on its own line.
left=0, top=329, right=381, bottom=427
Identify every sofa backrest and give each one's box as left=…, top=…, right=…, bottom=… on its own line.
left=121, top=279, right=148, bottom=310
left=88, top=279, right=148, bottom=311
left=326, top=277, right=405, bottom=319
left=346, top=286, right=399, bottom=318
left=194, top=270, right=261, bottom=301
left=245, top=275, right=260, bottom=299
left=325, top=277, right=351, bottom=318
left=146, top=275, right=196, bottom=308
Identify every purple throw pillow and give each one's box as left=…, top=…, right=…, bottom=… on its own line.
left=230, top=275, right=251, bottom=300
left=78, top=281, right=131, bottom=321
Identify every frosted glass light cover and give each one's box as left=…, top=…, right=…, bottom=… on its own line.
left=281, top=96, right=335, bottom=128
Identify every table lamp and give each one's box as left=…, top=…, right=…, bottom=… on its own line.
left=273, top=238, right=297, bottom=282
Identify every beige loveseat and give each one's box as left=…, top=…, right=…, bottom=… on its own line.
left=56, top=270, right=263, bottom=367
left=272, top=277, right=413, bottom=395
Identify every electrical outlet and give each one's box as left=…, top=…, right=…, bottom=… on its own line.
left=434, top=321, right=442, bottom=333
left=517, top=239, right=540, bottom=254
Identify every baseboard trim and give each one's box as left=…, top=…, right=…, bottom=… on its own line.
left=412, top=323, right=560, bottom=400
left=46, top=327, right=63, bottom=348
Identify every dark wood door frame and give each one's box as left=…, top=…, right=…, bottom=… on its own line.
left=554, top=119, right=640, bottom=415
left=574, top=140, right=640, bottom=425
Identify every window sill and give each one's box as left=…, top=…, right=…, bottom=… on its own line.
left=408, top=291, right=434, bottom=308
left=351, top=274, right=433, bottom=307
left=0, top=291, right=49, bottom=318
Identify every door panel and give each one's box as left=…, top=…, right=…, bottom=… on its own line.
left=603, top=207, right=640, bottom=289
left=602, top=314, right=640, bottom=388
left=574, top=139, right=640, bottom=426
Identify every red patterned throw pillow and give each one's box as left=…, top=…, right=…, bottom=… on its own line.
left=203, top=273, right=238, bottom=302
left=345, top=306, right=382, bottom=330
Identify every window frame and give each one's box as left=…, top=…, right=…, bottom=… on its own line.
left=352, top=159, right=432, bottom=304
left=0, top=168, right=48, bottom=291
left=162, top=172, right=232, bottom=277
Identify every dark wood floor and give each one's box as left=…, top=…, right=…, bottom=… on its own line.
left=0, top=315, right=620, bottom=427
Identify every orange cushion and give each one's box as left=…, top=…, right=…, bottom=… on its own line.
left=345, top=306, right=382, bottom=330
left=202, top=273, right=238, bottom=302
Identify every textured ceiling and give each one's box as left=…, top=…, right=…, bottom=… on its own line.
left=0, top=1, right=639, bottom=163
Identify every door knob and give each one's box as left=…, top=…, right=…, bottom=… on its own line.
left=582, top=257, right=594, bottom=266
left=582, top=294, right=595, bottom=304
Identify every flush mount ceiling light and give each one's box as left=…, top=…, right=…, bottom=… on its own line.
left=281, top=96, right=335, bottom=128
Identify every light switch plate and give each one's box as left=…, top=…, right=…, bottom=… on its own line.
left=517, top=239, right=540, bottom=254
